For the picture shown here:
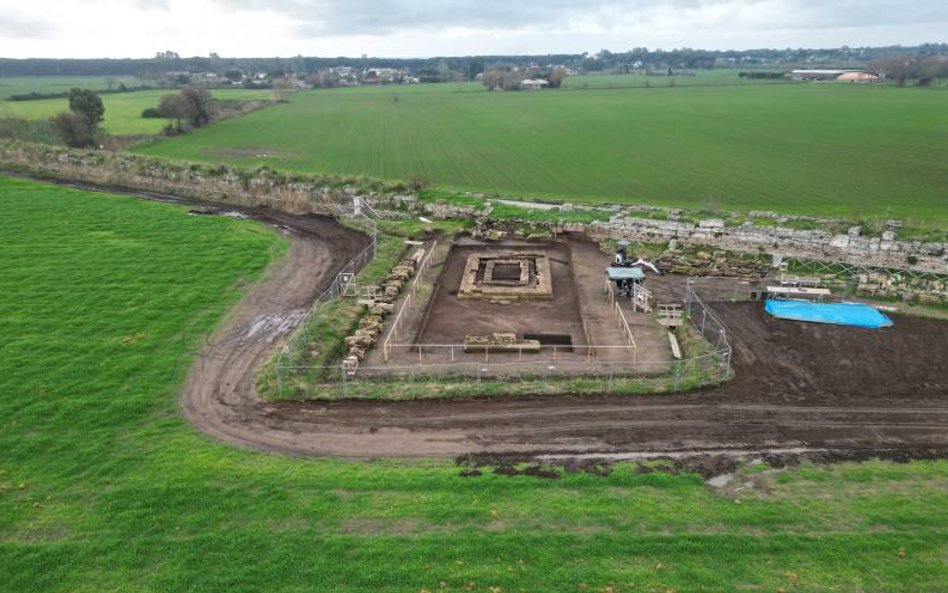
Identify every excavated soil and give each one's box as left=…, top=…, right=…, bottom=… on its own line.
left=41, top=177, right=948, bottom=462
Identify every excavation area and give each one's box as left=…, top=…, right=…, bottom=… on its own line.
left=362, top=238, right=674, bottom=379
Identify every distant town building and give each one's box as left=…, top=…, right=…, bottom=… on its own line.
left=520, top=79, right=549, bottom=90
left=363, top=67, right=402, bottom=84
left=834, top=71, right=879, bottom=82
left=789, top=69, right=876, bottom=82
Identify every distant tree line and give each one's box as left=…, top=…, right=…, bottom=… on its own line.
left=2, top=44, right=945, bottom=80
left=738, top=71, right=784, bottom=79
left=8, top=84, right=152, bottom=102
left=870, top=54, right=948, bottom=86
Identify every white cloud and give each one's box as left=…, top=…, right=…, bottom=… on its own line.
left=0, top=0, right=945, bottom=58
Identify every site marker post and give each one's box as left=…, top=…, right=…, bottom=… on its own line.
left=340, top=362, right=348, bottom=398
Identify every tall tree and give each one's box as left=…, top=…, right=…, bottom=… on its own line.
left=179, top=88, right=212, bottom=128
left=67, top=88, right=105, bottom=127
left=548, top=67, right=570, bottom=88
left=158, top=93, right=185, bottom=130
left=158, top=89, right=213, bottom=130
left=272, top=76, right=295, bottom=101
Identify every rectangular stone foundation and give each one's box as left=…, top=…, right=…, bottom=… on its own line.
left=458, top=250, right=554, bottom=300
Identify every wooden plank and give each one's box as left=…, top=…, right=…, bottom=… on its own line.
left=668, top=332, right=682, bottom=359
left=766, top=286, right=831, bottom=297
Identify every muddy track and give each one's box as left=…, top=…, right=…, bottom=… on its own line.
left=26, top=175, right=948, bottom=461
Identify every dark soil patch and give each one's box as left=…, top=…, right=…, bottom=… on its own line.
left=417, top=240, right=586, bottom=347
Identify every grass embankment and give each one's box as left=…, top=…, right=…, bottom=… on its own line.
left=2, top=176, right=947, bottom=592
left=0, top=88, right=274, bottom=135
left=132, top=82, right=948, bottom=224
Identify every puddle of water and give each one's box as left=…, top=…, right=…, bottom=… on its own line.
left=706, top=473, right=733, bottom=488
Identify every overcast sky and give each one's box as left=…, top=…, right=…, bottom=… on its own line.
left=1, top=0, right=946, bottom=59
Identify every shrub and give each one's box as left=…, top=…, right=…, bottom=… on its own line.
left=407, top=173, right=431, bottom=192
left=51, top=112, right=96, bottom=147
left=0, top=117, right=61, bottom=144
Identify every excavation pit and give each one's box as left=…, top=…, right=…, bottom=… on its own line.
left=363, top=238, right=675, bottom=375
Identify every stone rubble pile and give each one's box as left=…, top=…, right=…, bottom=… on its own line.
left=652, top=251, right=772, bottom=279
left=341, top=248, right=425, bottom=376
left=463, top=333, right=541, bottom=353
left=591, top=216, right=946, bottom=273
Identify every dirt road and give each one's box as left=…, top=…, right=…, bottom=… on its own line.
left=171, top=204, right=948, bottom=460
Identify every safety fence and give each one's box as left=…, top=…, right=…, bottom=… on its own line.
left=604, top=281, right=638, bottom=348
left=381, top=240, right=439, bottom=361
left=381, top=343, right=645, bottom=365
left=684, top=280, right=732, bottom=366
left=274, top=348, right=730, bottom=399
left=783, top=255, right=948, bottom=284
left=272, top=276, right=732, bottom=399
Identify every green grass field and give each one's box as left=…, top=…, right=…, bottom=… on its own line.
left=1, top=175, right=947, bottom=592
left=0, top=88, right=273, bottom=135
left=560, top=69, right=787, bottom=89
left=0, top=75, right=144, bottom=99
left=132, top=82, right=948, bottom=223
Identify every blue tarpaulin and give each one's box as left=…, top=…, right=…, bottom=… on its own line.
left=765, top=299, right=894, bottom=329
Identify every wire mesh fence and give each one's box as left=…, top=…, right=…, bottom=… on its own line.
left=272, top=274, right=733, bottom=399
left=684, top=280, right=733, bottom=364
left=275, top=348, right=729, bottom=399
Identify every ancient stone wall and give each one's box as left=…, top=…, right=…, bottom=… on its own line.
left=588, top=214, right=946, bottom=274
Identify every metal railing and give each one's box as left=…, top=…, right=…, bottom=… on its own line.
left=604, top=280, right=638, bottom=348
left=274, top=348, right=730, bottom=399
left=274, top=265, right=733, bottom=398
left=381, top=240, right=438, bottom=361
left=684, top=280, right=732, bottom=370
left=382, top=343, right=643, bottom=364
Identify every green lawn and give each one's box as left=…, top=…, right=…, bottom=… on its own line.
left=1, top=176, right=947, bottom=592
left=133, top=82, right=948, bottom=224
left=0, top=88, right=274, bottom=135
